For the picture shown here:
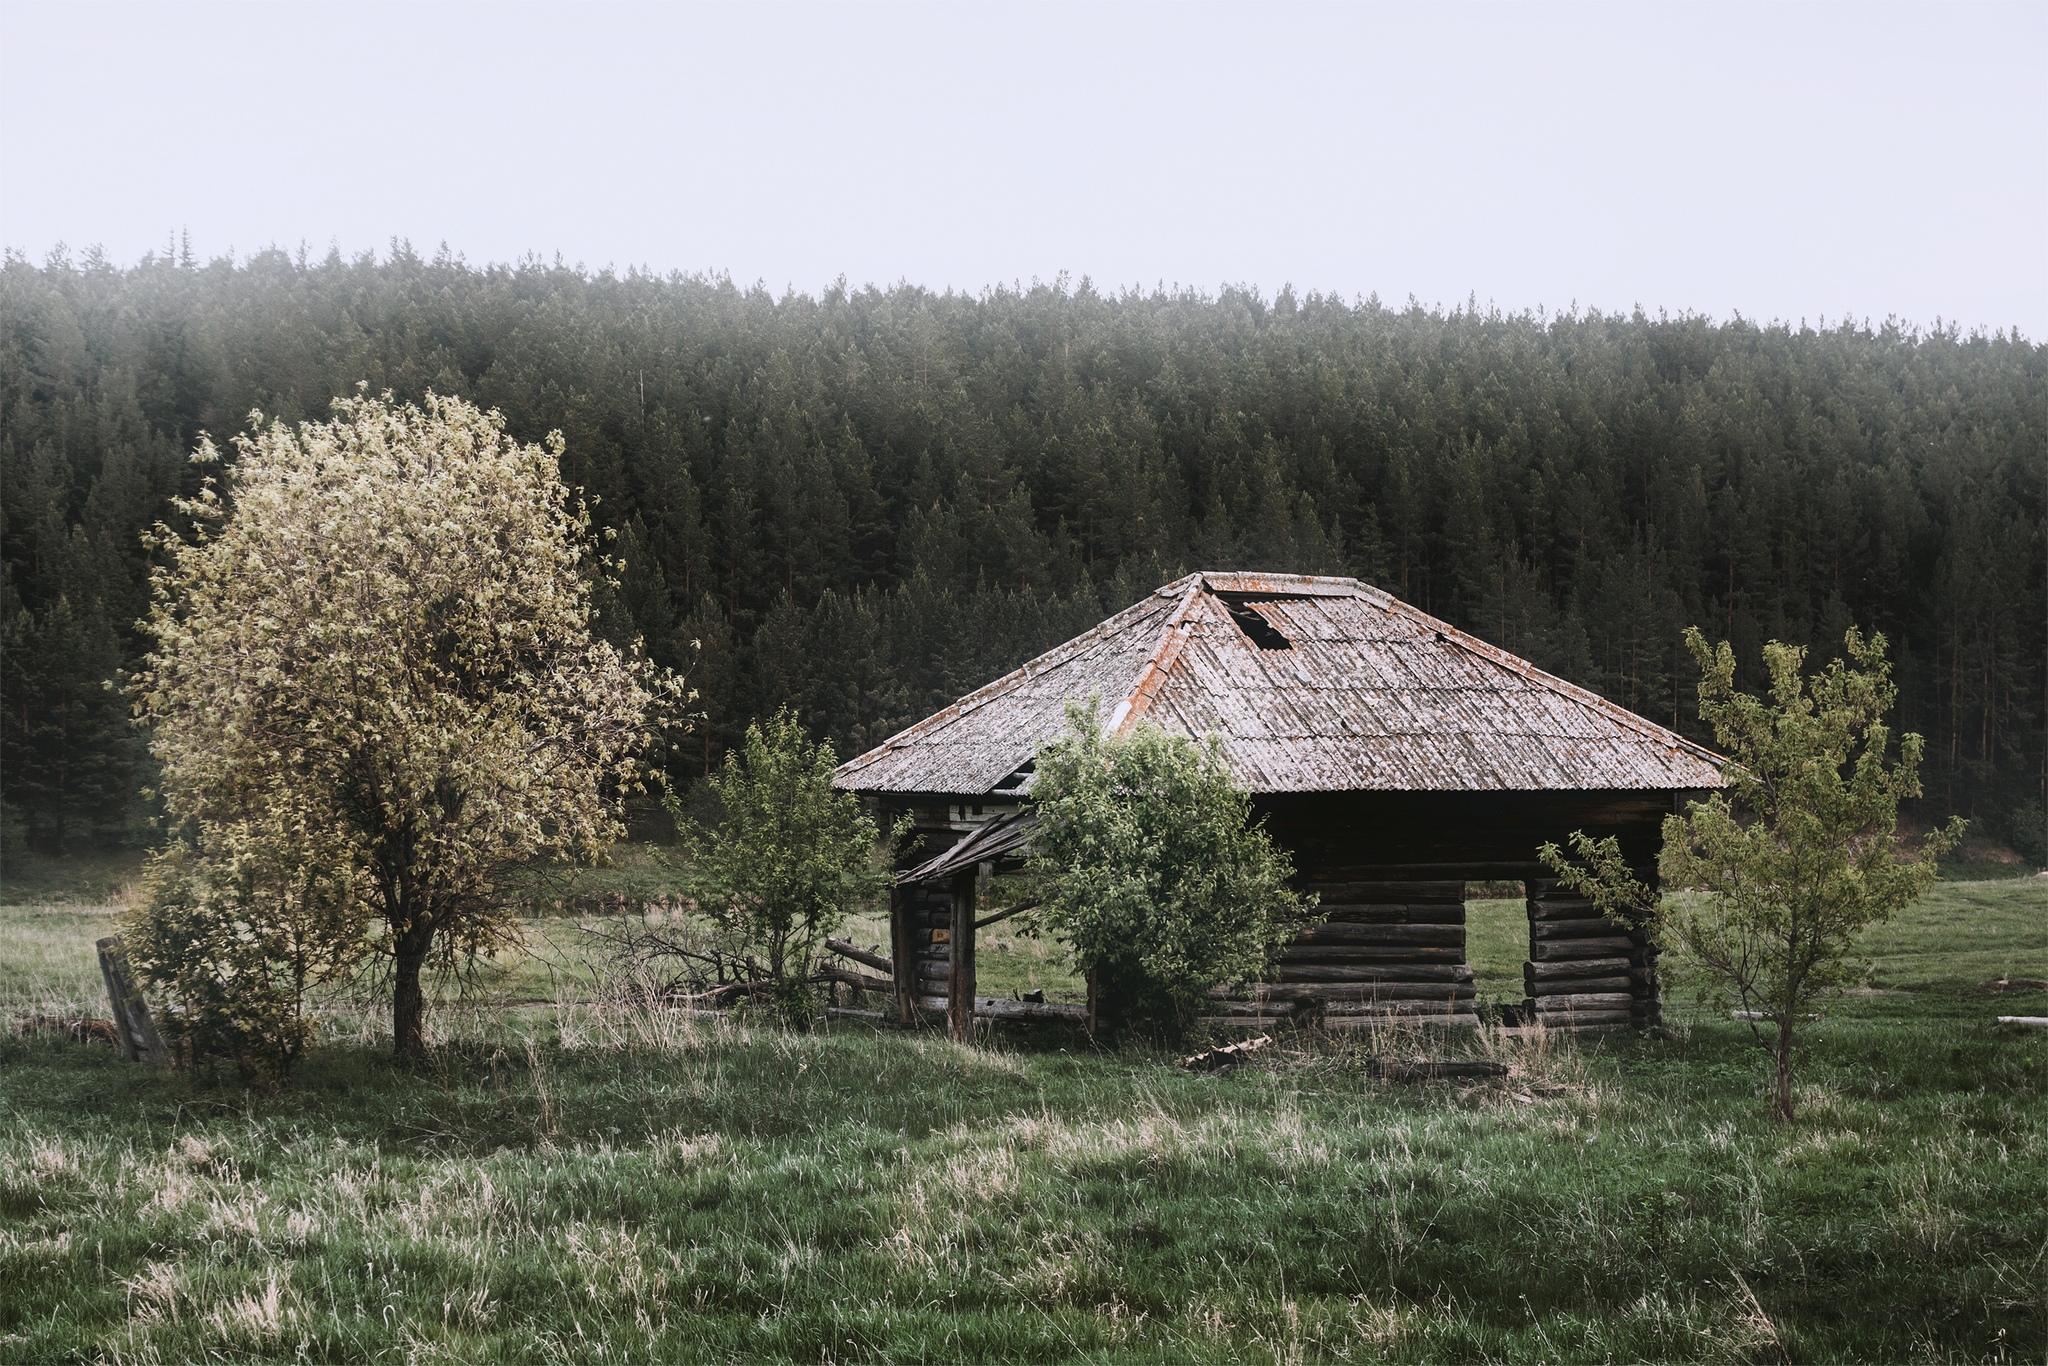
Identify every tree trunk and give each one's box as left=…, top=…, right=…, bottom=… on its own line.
left=392, top=924, right=435, bottom=1061
left=1773, top=1018, right=1797, bottom=1123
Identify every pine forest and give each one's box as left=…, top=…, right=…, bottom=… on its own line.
left=4, top=245, right=2044, bottom=856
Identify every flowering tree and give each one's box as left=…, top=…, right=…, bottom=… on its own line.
left=135, top=389, right=684, bottom=1059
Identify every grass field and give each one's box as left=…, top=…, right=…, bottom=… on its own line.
left=1, top=872, right=2044, bottom=1362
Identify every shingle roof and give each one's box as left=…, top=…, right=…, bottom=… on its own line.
left=833, top=572, right=1725, bottom=796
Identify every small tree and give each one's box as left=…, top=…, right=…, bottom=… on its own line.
left=1542, top=627, right=1962, bottom=1122
left=1028, top=703, right=1315, bottom=1041
left=668, top=711, right=897, bottom=1011
left=123, top=822, right=366, bottom=1082
left=135, top=390, right=683, bottom=1060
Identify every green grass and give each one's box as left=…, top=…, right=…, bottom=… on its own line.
left=2, top=879, right=2044, bottom=1362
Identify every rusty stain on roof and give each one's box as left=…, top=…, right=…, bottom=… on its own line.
left=833, top=572, right=1727, bottom=796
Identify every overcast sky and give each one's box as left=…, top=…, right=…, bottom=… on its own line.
left=4, top=1, right=2043, bottom=337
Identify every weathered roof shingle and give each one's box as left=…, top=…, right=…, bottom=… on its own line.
left=833, top=572, right=1724, bottom=795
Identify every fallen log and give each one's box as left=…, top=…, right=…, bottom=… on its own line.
left=973, top=996, right=1088, bottom=1024
left=823, top=937, right=893, bottom=975
left=14, top=1015, right=120, bottom=1047
left=1995, top=1016, right=2048, bottom=1028
left=1366, top=1057, right=1509, bottom=1083
left=818, top=965, right=894, bottom=994
left=1178, top=1034, right=1272, bottom=1071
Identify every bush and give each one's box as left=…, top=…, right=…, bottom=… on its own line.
left=123, top=826, right=366, bottom=1082
left=666, top=710, right=900, bottom=1022
left=1027, top=704, right=1316, bottom=1041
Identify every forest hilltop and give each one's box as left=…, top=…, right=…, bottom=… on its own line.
left=3, top=245, right=2043, bottom=855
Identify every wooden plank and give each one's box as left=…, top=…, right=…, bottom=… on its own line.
left=96, top=936, right=167, bottom=1068
left=974, top=898, right=1040, bottom=930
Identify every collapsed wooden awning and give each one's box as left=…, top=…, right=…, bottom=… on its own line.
left=896, top=809, right=1038, bottom=886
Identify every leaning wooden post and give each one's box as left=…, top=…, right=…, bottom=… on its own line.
left=947, top=866, right=981, bottom=1042
left=97, top=935, right=168, bottom=1067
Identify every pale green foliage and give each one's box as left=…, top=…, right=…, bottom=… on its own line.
left=123, top=824, right=366, bottom=1082
left=134, top=389, right=684, bottom=1057
left=1027, top=703, right=1315, bottom=1039
left=669, top=711, right=897, bottom=998
left=1544, top=626, right=1963, bottom=1121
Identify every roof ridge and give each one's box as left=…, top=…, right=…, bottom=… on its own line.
left=1108, top=577, right=1209, bottom=736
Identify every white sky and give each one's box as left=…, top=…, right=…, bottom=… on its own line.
left=4, top=1, right=2043, bottom=337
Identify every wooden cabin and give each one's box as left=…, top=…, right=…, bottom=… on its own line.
left=831, top=572, right=1724, bottom=1036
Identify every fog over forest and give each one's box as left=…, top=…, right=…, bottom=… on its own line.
left=4, top=246, right=2043, bottom=853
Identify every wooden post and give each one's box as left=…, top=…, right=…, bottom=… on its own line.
left=947, top=865, right=982, bottom=1042
left=888, top=883, right=917, bottom=1026
left=96, top=936, right=168, bottom=1067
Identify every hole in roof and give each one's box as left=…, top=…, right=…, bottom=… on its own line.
left=1224, top=599, right=1292, bottom=650
left=992, top=759, right=1034, bottom=792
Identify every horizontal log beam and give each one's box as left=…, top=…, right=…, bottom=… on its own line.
left=1530, top=938, right=1636, bottom=962
left=1274, top=962, right=1468, bottom=982
left=1317, top=905, right=1469, bottom=925
left=1530, top=919, right=1643, bottom=942
left=1533, top=992, right=1636, bottom=1011
left=1298, top=881, right=1466, bottom=901
left=1292, top=924, right=1466, bottom=947
left=1276, top=948, right=1469, bottom=967
left=1528, top=976, right=1632, bottom=997
left=1524, top=957, right=1632, bottom=980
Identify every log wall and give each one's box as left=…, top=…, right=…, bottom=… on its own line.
left=1521, top=877, right=1660, bottom=1028
left=1218, top=874, right=1478, bottom=1028
left=887, top=787, right=1682, bottom=1035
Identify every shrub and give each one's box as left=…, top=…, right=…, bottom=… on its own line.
left=1027, top=703, right=1315, bottom=1041
left=667, top=711, right=899, bottom=1021
left=123, top=826, right=367, bottom=1082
